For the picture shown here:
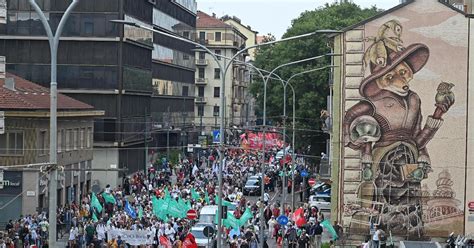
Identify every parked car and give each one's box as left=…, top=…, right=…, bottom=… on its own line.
left=243, top=178, right=261, bottom=196
left=309, top=194, right=331, bottom=212
left=310, top=182, right=331, bottom=196
left=190, top=225, right=216, bottom=248
left=198, top=205, right=218, bottom=225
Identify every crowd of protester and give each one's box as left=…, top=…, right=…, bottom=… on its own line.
left=1, top=147, right=336, bottom=248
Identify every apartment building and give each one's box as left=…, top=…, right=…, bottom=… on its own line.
left=194, top=11, right=250, bottom=134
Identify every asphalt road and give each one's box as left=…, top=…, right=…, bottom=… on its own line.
left=247, top=190, right=333, bottom=246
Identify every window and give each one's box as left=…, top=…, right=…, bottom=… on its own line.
left=73, top=129, right=78, bottom=150
left=199, top=31, right=206, bottom=40
left=198, top=86, right=204, bottom=97
left=198, top=68, right=205, bottom=79
left=39, top=130, right=47, bottom=155
left=66, top=129, right=72, bottom=151
left=182, top=86, right=189, bottom=96
left=58, top=130, right=63, bottom=153
left=0, top=131, right=24, bottom=155
left=214, top=68, right=220, bottom=79
left=198, top=105, right=204, bottom=116
left=214, top=87, right=220, bottom=98
left=199, top=52, right=205, bottom=60
left=87, top=127, right=92, bottom=148
left=183, top=31, right=190, bottom=39
left=215, top=50, right=221, bottom=60
left=80, top=128, right=85, bottom=149
left=183, top=54, right=189, bottom=60
left=215, top=32, right=221, bottom=41
left=213, top=106, right=220, bottom=116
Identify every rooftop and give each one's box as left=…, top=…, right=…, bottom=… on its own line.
left=197, top=11, right=233, bottom=29
left=0, top=73, right=94, bottom=111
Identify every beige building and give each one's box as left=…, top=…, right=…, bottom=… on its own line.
left=221, top=15, right=259, bottom=61
left=0, top=73, right=103, bottom=223
left=330, top=0, right=474, bottom=240
left=194, top=11, right=253, bottom=133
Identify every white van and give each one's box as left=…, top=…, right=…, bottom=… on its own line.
left=198, top=205, right=218, bottom=225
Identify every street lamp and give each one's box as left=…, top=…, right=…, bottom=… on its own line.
left=110, top=19, right=340, bottom=248
left=213, top=104, right=219, bottom=129
left=29, top=0, right=79, bottom=246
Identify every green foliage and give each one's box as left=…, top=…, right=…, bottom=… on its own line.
left=251, top=2, right=379, bottom=152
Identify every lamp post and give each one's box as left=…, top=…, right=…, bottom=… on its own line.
left=29, top=0, right=79, bottom=246
left=257, top=55, right=333, bottom=247
left=110, top=19, right=340, bottom=247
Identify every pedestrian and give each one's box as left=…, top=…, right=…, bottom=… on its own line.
left=372, top=225, right=381, bottom=248
left=267, top=216, right=277, bottom=238
left=298, top=230, right=310, bottom=248
left=311, top=221, right=323, bottom=248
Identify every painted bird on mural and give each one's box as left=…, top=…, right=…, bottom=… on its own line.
left=435, top=81, right=455, bottom=107
left=364, top=20, right=404, bottom=68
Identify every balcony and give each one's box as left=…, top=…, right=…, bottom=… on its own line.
left=195, top=78, right=208, bottom=85
left=197, top=39, right=209, bottom=45
left=195, top=96, right=207, bottom=104
left=195, top=59, right=208, bottom=66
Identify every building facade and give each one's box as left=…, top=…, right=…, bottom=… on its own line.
left=221, top=15, right=258, bottom=128
left=0, top=73, right=103, bottom=224
left=0, top=0, right=196, bottom=187
left=194, top=11, right=250, bottom=134
left=330, top=0, right=474, bottom=239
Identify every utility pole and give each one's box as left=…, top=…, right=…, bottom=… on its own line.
left=144, top=108, right=148, bottom=176
left=166, top=106, right=170, bottom=163
left=28, top=0, right=79, bottom=246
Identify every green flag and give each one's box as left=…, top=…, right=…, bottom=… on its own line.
left=164, top=188, right=171, bottom=200
left=92, top=212, right=98, bottom=222
left=138, top=205, right=143, bottom=219
left=152, top=196, right=168, bottom=222
left=91, top=192, right=103, bottom=213
left=191, top=188, right=200, bottom=201
left=185, top=200, right=192, bottom=211
left=239, top=208, right=253, bottom=226
left=225, top=212, right=240, bottom=230
left=168, top=199, right=183, bottom=218
left=204, top=191, right=210, bottom=205
left=321, top=219, right=338, bottom=240
left=102, top=192, right=116, bottom=205
left=215, top=195, right=233, bottom=207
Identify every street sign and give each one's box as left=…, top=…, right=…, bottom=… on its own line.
left=468, top=201, right=474, bottom=211
left=308, top=178, right=316, bottom=187
left=212, top=130, right=220, bottom=143
left=186, top=209, right=197, bottom=220
left=301, top=169, right=309, bottom=178
left=277, top=215, right=289, bottom=226
left=203, top=226, right=215, bottom=238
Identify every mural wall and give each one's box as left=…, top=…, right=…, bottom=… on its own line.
left=339, top=0, right=468, bottom=238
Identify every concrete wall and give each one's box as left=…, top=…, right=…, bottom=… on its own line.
left=333, top=0, right=470, bottom=238
left=92, top=148, right=120, bottom=189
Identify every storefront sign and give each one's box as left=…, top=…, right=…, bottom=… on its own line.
left=0, top=171, right=22, bottom=194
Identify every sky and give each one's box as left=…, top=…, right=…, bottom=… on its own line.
left=197, top=0, right=401, bottom=38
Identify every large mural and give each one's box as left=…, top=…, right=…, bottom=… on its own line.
left=341, top=1, right=468, bottom=238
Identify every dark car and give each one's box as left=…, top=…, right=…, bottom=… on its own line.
left=243, top=178, right=261, bottom=196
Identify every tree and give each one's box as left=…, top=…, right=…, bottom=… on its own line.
left=250, top=2, right=379, bottom=155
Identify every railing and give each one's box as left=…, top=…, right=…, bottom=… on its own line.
left=197, top=39, right=208, bottom=45
left=195, top=59, right=208, bottom=66
left=195, top=78, right=208, bottom=85
left=195, top=96, right=207, bottom=103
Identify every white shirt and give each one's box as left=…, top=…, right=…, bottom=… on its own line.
left=372, top=230, right=380, bottom=241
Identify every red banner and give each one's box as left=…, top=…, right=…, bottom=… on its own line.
left=241, top=131, right=283, bottom=150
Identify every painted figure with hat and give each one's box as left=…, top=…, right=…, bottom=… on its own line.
left=343, top=20, right=455, bottom=236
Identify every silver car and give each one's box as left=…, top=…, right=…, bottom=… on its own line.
left=308, top=194, right=331, bottom=212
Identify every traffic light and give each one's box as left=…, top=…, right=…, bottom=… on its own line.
left=221, top=205, right=228, bottom=219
